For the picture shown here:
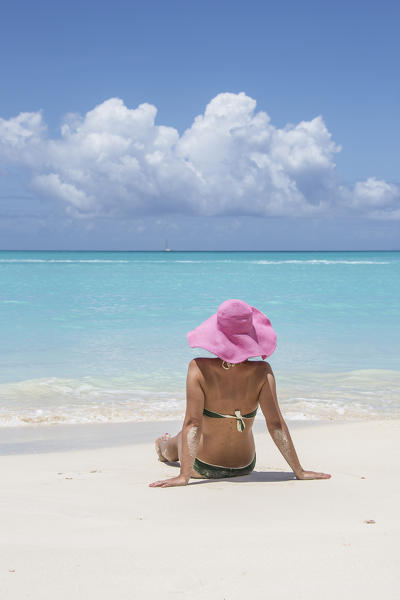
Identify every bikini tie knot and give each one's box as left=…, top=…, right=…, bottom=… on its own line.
left=234, top=410, right=245, bottom=432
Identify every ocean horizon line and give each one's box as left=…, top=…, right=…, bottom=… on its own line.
left=1, top=249, right=399, bottom=253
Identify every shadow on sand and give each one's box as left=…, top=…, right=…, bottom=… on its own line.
left=162, top=461, right=296, bottom=484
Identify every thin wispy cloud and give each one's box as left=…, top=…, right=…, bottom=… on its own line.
left=0, top=92, right=398, bottom=220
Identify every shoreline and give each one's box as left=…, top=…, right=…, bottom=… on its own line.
left=1, top=366, right=399, bottom=426
left=0, top=418, right=333, bottom=457
left=0, top=416, right=369, bottom=456
left=0, top=417, right=394, bottom=457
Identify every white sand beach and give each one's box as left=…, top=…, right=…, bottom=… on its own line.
left=1, top=418, right=399, bottom=599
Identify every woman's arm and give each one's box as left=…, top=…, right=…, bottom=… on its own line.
left=259, top=363, right=331, bottom=480
left=179, top=359, right=204, bottom=481
left=150, top=359, right=205, bottom=487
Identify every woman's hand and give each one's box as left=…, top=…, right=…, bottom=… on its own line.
left=295, top=469, right=331, bottom=480
left=149, top=475, right=189, bottom=488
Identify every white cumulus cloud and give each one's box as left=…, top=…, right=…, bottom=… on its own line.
left=0, top=92, right=398, bottom=220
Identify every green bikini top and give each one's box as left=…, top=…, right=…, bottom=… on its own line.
left=203, top=407, right=258, bottom=432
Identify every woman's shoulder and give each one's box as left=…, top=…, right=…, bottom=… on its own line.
left=188, top=357, right=217, bottom=373
left=189, top=357, right=218, bottom=365
left=246, top=359, right=272, bottom=368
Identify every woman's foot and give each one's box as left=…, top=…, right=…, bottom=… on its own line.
left=155, top=433, right=171, bottom=462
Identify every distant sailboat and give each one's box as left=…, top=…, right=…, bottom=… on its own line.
left=164, top=239, right=172, bottom=252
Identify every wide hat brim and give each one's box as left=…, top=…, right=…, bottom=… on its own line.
left=186, top=306, right=277, bottom=363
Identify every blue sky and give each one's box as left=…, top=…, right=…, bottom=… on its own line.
left=0, top=0, right=399, bottom=250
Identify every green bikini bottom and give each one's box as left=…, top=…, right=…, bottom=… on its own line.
left=193, top=454, right=256, bottom=479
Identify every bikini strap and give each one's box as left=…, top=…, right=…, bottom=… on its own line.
left=242, top=408, right=258, bottom=419
left=203, top=407, right=258, bottom=432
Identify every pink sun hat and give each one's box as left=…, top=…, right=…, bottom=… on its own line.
left=187, top=299, right=277, bottom=363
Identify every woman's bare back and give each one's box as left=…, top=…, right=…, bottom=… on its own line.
left=194, top=357, right=267, bottom=468
left=151, top=356, right=332, bottom=486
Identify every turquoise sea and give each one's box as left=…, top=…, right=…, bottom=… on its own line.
left=1, top=250, right=399, bottom=426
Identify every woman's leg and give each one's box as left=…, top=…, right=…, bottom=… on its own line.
left=155, top=430, right=205, bottom=478
left=155, top=431, right=181, bottom=462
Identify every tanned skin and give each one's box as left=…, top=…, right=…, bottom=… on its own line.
left=149, top=358, right=331, bottom=487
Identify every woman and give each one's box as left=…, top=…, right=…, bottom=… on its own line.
left=149, top=299, right=331, bottom=488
